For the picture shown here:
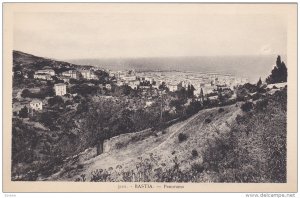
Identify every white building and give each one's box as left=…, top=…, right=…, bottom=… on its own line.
left=105, top=84, right=112, bottom=90
left=54, top=83, right=67, bottom=96
left=168, top=84, right=178, bottom=92
left=80, top=70, right=97, bottom=80
left=62, top=70, right=80, bottom=79
left=30, top=99, right=43, bottom=111
left=34, top=74, right=52, bottom=80
left=35, top=69, right=55, bottom=76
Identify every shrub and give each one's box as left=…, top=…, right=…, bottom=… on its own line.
left=256, top=99, right=268, bottom=111
left=19, top=106, right=29, bottom=118
left=115, top=142, right=125, bottom=149
left=204, top=118, right=212, bottom=124
left=191, top=163, right=204, bottom=173
left=241, top=102, right=253, bottom=112
left=178, top=133, right=188, bottom=142
left=218, top=108, right=224, bottom=113
left=48, top=96, right=64, bottom=107
left=191, top=149, right=198, bottom=157
left=77, top=164, right=84, bottom=169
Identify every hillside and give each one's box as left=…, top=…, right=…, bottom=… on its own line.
left=13, top=50, right=98, bottom=75
left=45, top=87, right=286, bottom=183
left=13, top=50, right=73, bottom=70
left=46, top=103, right=241, bottom=182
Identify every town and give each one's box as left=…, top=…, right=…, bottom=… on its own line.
left=13, top=63, right=248, bottom=117
left=11, top=51, right=288, bottom=184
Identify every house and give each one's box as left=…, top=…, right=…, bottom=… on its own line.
left=129, top=84, right=138, bottom=90
left=80, top=70, right=97, bottom=80
left=152, top=85, right=159, bottom=89
left=145, top=101, right=153, bottom=107
left=105, top=84, right=112, bottom=90
left=128, top=80, right=140, bottom=89
left=54, top=83, right=67, bottom=96
left=168, top=84, right=177, bottom=92
left=62, top=70, right=80, bottom=79
left=30, top=99, right=43, bottom=111
left=34, top=74, right=52, bottom=80
left=116, top=81, right=124, bottom=86
left=13, top=101, right=30, bottom=116
left=59, top=76, right=71, bottom=83
left=144, top=77, right=154, bottom=84
left=35, top=69, right=55, bottom=76
left=123, top=75, right=137, bottom=82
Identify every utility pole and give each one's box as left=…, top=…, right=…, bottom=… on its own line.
left=160, top=92, right=165, bottom=122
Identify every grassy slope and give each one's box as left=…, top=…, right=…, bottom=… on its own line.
left=47, top=103, right=242, bottom=181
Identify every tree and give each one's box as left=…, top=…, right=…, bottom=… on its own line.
left=187, top=84, right=195, bottom=98
left=19, top=106, right=29, bottom=118
left=200, top=88, right=204, bottom=102
left=266, top=56, right=287, bottom=84
left=159, top=82, right=168, bottom=91
left=48, top=96, right=64, bottom=107
left=21, top=89, right=31, bottom=98
left=257, top=77, right=262, bottom=87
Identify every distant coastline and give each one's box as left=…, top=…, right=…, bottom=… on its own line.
left=66, top=55, right=286, bottom=83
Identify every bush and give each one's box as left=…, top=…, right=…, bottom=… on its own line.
left=218, top=108, right=224, bottom=113
left=241, top=102, right=253, bottom=112
left=48, top=96, right=64, bottom=107
left=191, top=163, right=204, bottom=173
left=205, top=118, right=212, bottom=124
left=178, top=133, right=188, bottom=142
left=115, top=142, right=126, bottom=149
left=19, top=106, right=29, bottom=118
left=191, top=149, right=198, bottom=157
left=256, top=99, right=268, bottom=111
left=77, top=164, right=84, bottom=169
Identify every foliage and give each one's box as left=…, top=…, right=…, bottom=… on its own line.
left=203, top=89, right=287, bottom=182
left=266, top=56, right=287, bottom=84
left=19, top=106, right=29, bottom=118
left=257, top=78, right=262, bottom=87
left=178, top=133, right=188, bottom=142
left=69, top=84, right=98, bottom=96
left=204, top=118, right=212, bottom=124
left=241, top=101, right=253, bottom=112
left=218, top=108, right=224, bottom=113
left=185, top=101, right=203, bottom=116
left=88, top=155, right=203, bottom=182
left=21, top=86, right=54, bottom=99
left=191, top=149, right=198, bottom=157
left=48, top=96, right=64, bottom=107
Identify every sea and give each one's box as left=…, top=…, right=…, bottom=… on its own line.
left=67, top=55, right=287, bottom=83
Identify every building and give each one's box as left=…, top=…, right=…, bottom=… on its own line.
left=168, top=84, right=178, bottom=92
left=30, top=99, right=43, bottom=111
left=54, top=83, right=67, bottom=96
left=35, top=69, right=55, bottom=76
left=105, top=84, right=112, bottom=90
left=80, top=70, right=97, bottom=80
left=62, top=70, right=80, bottom=79
left=59, top=76, right=71, bottom=83
left=13, top=101, right=30, bottom=116
left=34, top=74, right=52, bottom=80
left=128, top=83, right=138, bottom=90
left=123, top=75, right=137, bottom=82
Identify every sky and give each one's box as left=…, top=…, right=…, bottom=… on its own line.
left=13, top=5, right=287, bottom=60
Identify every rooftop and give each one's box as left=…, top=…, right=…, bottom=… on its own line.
left=54, top=83, right=66, bottom=87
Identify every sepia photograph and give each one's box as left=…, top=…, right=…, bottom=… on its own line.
left=2, top=2, right=297, bottom=193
